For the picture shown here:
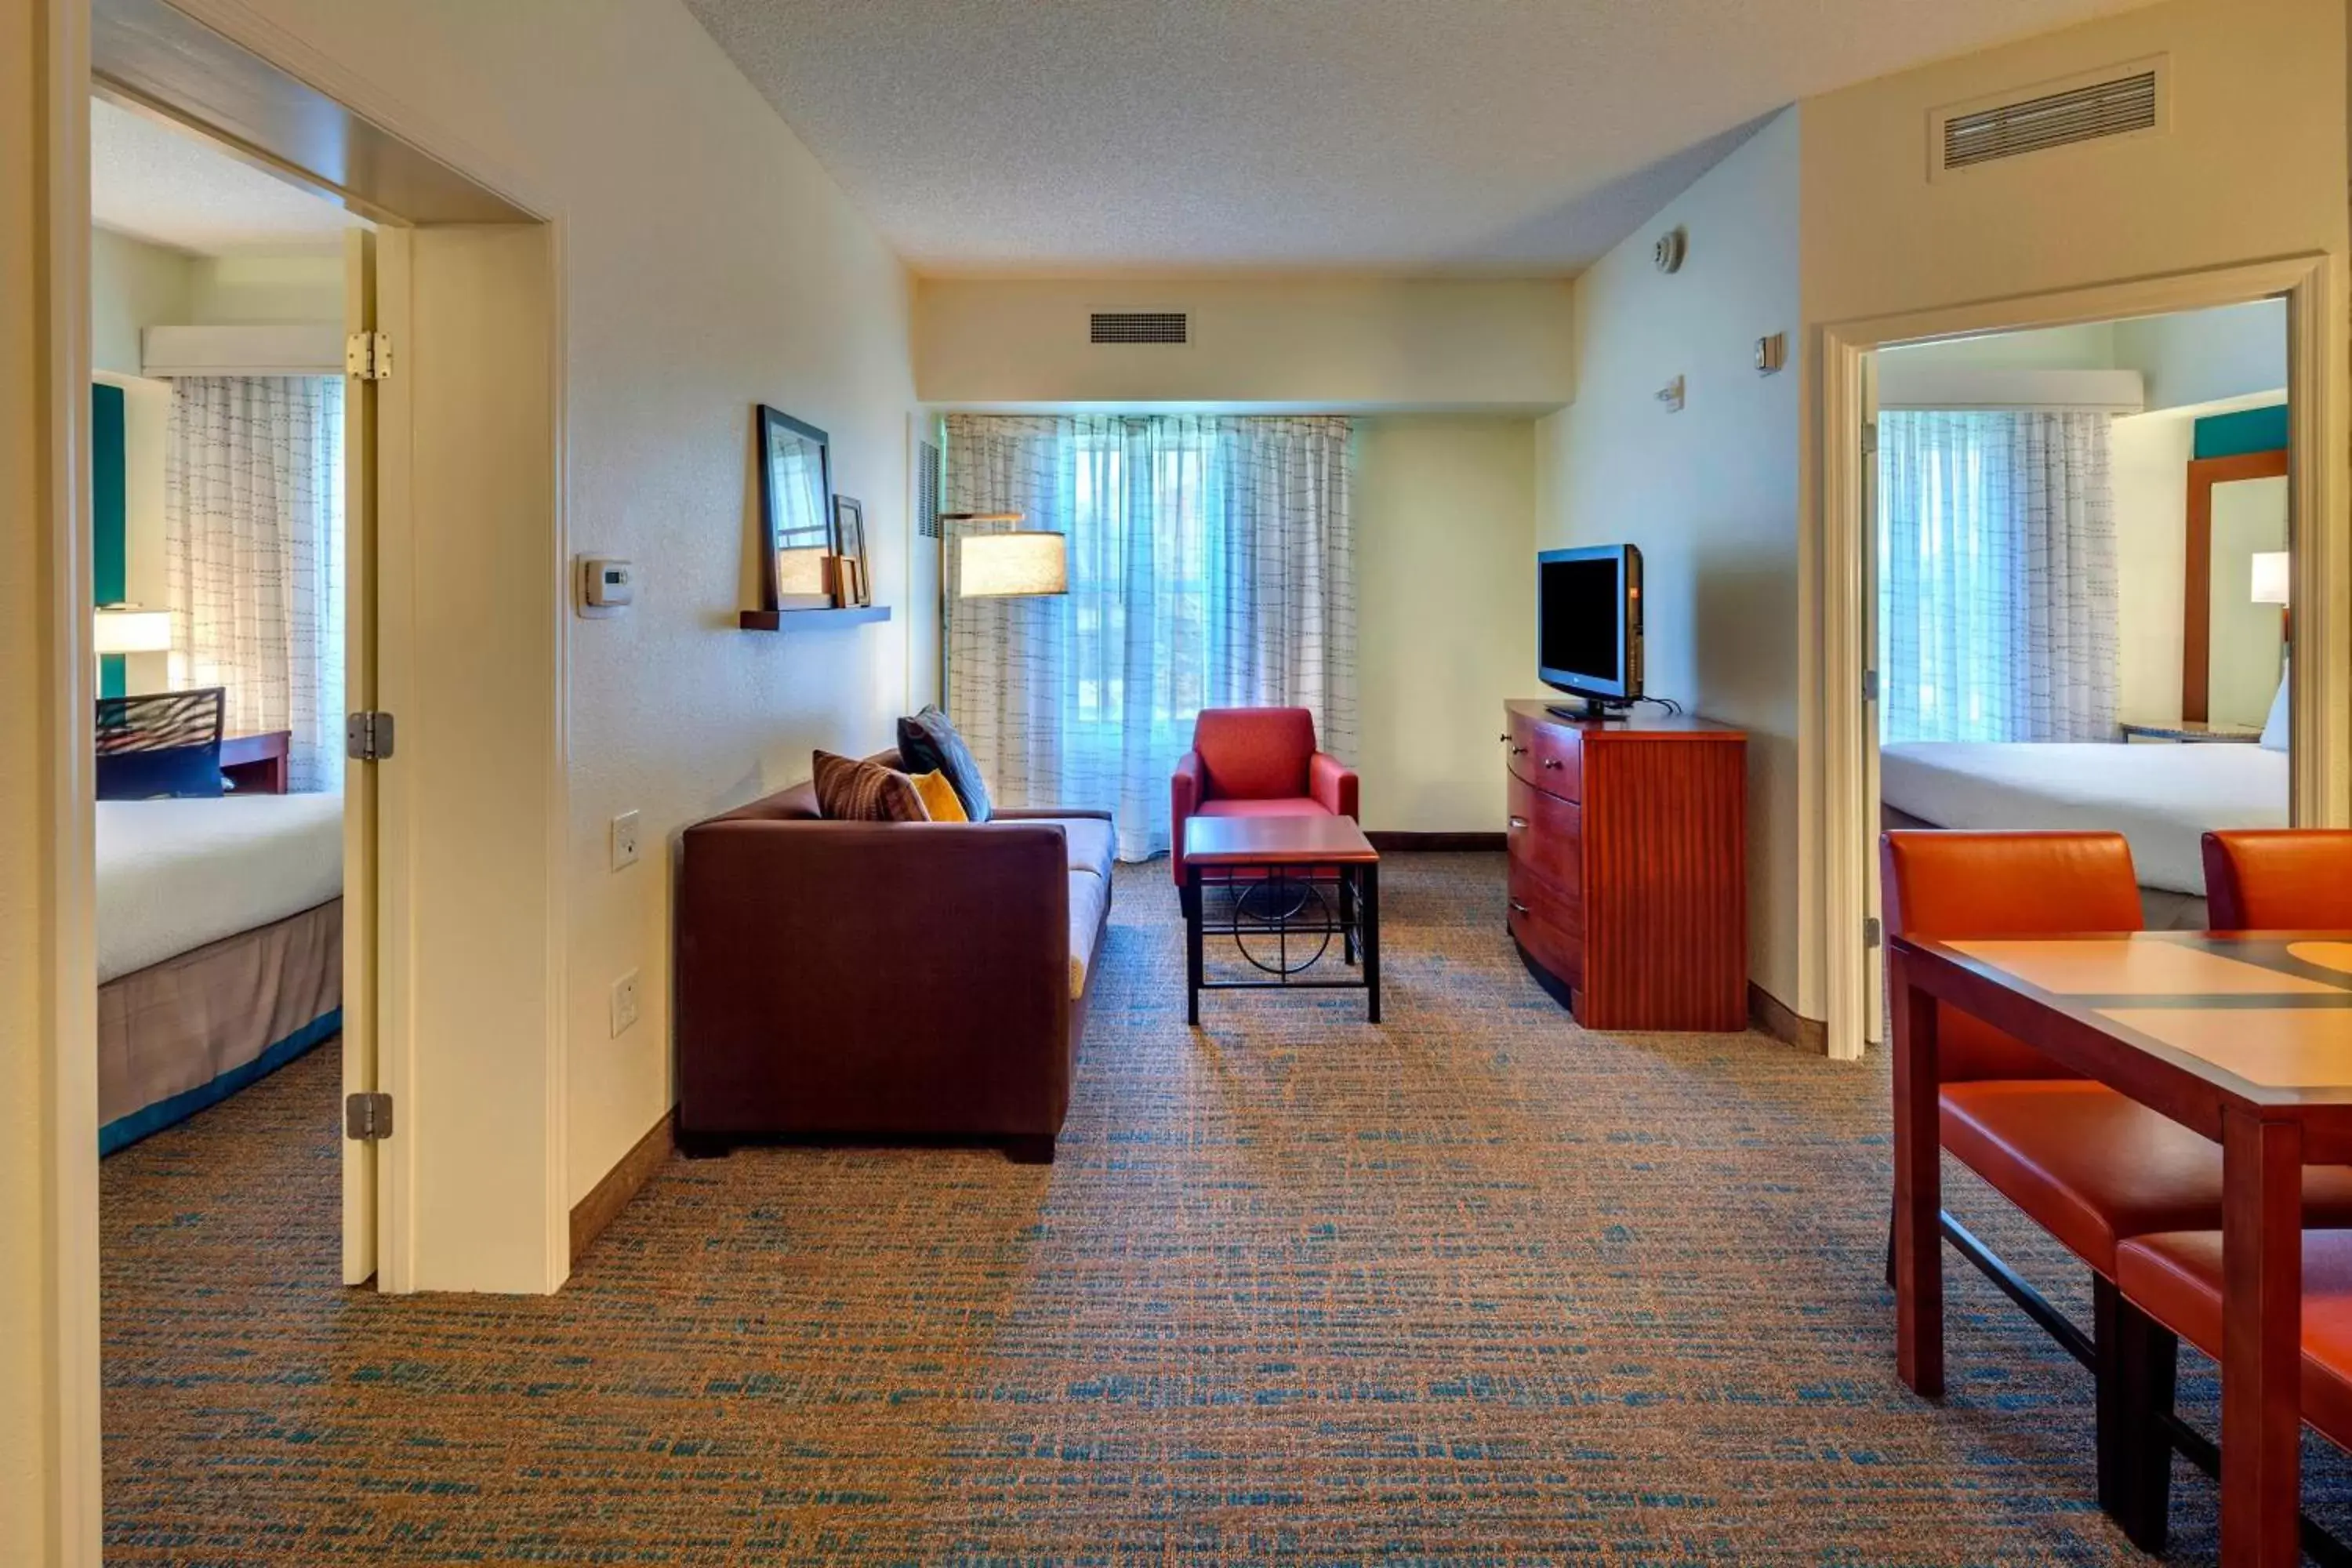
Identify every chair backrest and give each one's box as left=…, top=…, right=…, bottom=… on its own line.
left=95, top=687, right=225, bottom=800
left=2204, top=829, right=2352, bottom=931
left=1881, top=829, right=2144, bottom=1082
left=1192, top=707, right=1317, bottom=802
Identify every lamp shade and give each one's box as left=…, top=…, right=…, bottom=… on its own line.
left=959, top=531, right=1069, bottom=598
left=2252, top=551, right=2292, bottom=607
left=93, top=605, right=171, bottom=654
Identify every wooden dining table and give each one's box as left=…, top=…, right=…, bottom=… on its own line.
left=1890, top=929, right=2352, bottom=1566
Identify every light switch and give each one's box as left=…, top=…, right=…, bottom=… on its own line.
left=611, top=810, right=641, bottom=871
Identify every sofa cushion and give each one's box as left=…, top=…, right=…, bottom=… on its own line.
left=811, top=750, right=928, bottom=822
left=909, top=769, right=969, bottom=823
left=1066, top=868, right=1109, bottom=1000
left=898, top=706, right=993, bottom=822
left=1007, top=815, right=1115, bottom=881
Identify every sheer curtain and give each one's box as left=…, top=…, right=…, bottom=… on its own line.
left=1878, top=409, right=2118, bottom=743
left=945, top=414, right=1356, bottom=861
left=165, top=376, right=347, bottom=791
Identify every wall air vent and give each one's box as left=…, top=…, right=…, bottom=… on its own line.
left=1091, top=311, right=1189, bottom=345
left=916, top=440, right=942, bottom=539
left=1936, top=61, right=2163, bottom=175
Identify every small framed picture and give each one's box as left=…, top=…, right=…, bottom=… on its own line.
left=830, top=495, right=870, bottom=607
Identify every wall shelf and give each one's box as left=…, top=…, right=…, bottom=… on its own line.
left=739, top=605, right=892, bottom=631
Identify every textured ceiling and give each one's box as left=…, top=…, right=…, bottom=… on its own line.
left=91, top=96, right=367, bottom=256
left=685, top=0, right=2151, bottom=275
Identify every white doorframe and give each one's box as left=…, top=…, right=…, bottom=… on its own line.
left=1819, top=255, right=2350, bottom=1063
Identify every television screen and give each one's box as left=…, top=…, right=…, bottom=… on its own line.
left=1540, top=556, right=1622, bottom=685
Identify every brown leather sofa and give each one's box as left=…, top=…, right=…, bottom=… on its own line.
left=675, top=761, right=1113, bottom=1163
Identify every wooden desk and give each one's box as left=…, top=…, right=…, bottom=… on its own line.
left=220, top=730, right=291, bottom=794
left=1891, top=930, right=2352, bottom=1566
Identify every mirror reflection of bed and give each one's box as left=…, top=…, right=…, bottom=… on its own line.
left=1874, top=303, right=2290, bottom=931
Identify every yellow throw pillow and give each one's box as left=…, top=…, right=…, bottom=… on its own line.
left=909, top=768, right=968, bottom=822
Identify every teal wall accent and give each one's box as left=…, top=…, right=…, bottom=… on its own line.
left=91, top=382, right=128, bottom=699
left=2194, top=402, right=2288, bottom=461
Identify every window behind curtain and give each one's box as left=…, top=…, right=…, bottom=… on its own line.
left=1877, top=409, right=2118, bottom=744
left=945, top=414, right=1354, bottom=860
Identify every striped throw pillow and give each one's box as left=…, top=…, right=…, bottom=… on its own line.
left=811, top=750, right=929, bottom=822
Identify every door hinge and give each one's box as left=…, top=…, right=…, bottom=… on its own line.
left=346, top=330, right=393, bottom=380
left=347, top=710, right=396, bottom=762
left=345, top=1091, right=394, bottom=1141
left=1862, top=669, right=1881, bottom=702
left=1864, top=916, right=1884, bottom=949
left=1862, top=420, right=1879, bottom=457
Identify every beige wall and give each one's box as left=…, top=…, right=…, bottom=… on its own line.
left=1791, top=0, right=2347, bottom=1018
left=89, top=227, right=188, bottom=376
left=1353, top=417, right=1536, bottom=833
left=2111, top=407, right=2196, bottom=725
left=175, top=0, right=920, bottom=1225
left=1537, top=107, right=1803, bottom=1011
left=187, top=250, right=343, bottom=324
left=917, top=275, right=1573, bottom=409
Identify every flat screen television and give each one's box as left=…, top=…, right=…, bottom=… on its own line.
left=1537, top=543, right=1642, bottom=716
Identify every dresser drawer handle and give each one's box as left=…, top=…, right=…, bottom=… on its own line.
left=1508, top=898, right=1530, bottom=915
left=1498, top=732, right=1512, bottom=743
left=1508, top=815, right=1528, bottom=829
left=1509, top=746, right=1529, bottom=757
left=1542, top=757, right=1563, bottom=769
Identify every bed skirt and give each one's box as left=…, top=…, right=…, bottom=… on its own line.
left=1877, top=804, right=2208, bottom=931
left=99, top=898, right=342, bottom=1156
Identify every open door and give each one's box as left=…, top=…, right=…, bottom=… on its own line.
left=1861, top=353, right=1885, bottom=1048
left=341, top=227, right=379, bottom=1284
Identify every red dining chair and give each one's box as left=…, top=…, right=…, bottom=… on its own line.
left=2115, top=1230, right=2352, bottom=1546
left=1882, top=829, right=2352, bottom=1548
left=1171, top=707, right=1357, bottom=906
left=2204, top=829, right=2352, bottom=931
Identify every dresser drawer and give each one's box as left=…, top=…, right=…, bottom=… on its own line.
left=1506, top=773, right=1583, bottom=892
left=1507, top=858, right=1582, bottom=985
left=1506, top=709, right=1582, bottom=801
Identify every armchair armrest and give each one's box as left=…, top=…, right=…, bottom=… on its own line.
left=1171, top=750, right=1206, bottom=881
left=1309, top=751, right=1359, bottom=820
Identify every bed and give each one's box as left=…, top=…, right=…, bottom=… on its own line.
left=1880, top=740, right=2289, bottom=929
left=96, top=793, right=344, bottom=1153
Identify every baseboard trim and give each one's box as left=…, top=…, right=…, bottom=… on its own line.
left=1367, top=831, right=1507, bottom=852
left=1749, top=982, right=1828, bottom=1055
left=569, top=1107, right=676, bottom=1267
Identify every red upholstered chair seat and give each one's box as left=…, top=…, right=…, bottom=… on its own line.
left=2117, top=1229, right=2352, bottom=1448
left=1171, top=707, right=1358, bottom=887
left=1196, top=797, right=1332, bottom=819
left=1944, top=1081, right=2352, bottom=1274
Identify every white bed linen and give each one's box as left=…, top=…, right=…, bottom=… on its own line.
left=1879, top=742, right=2288, bottom=897
left=96, top=793, right=344, bottom=982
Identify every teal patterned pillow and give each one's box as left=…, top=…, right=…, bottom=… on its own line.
left=897, top=706, right=992, bottom=822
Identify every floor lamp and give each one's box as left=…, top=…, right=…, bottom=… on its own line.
left=938, top=511, right=1069, bottom=709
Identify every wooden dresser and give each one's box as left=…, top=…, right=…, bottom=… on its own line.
left=1502, top=700, right=1748, bottom=1032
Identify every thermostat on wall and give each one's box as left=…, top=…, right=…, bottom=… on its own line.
left=578, top=555, right=634, bottom=618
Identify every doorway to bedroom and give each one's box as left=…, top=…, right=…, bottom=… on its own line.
left=88, top=96, right=361, bottom=1194
left=1839, top=279, right=2319, bottom=1051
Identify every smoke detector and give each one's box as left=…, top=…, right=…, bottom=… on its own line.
left=1653, top=227, right=1687, bottom=274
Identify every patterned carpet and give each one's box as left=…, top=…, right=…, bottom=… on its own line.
left=100, top=854, right=2350, bottom=1563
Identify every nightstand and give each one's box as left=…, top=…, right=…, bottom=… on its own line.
left=2120, top=720, right=2262, bottom=744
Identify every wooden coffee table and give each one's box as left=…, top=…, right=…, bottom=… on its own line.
left=1181, top=814, right=1380, bottom=1024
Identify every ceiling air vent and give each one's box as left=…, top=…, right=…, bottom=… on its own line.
left=1091, top=311, right=1188, bottom=346
left=1938, top=64, right=2162, bottom=174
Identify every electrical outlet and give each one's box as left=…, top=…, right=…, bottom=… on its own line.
left=610, top=810, right=641, bottom=871
left=609, top=970, right=641, bottom=1037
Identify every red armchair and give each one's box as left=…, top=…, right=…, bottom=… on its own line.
left=1171, top=707, right=1358, bottom=891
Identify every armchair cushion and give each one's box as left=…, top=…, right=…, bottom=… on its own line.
left=1193, top=707, right=1316, bottom=801
left=898, top=706, right=993, bottom=822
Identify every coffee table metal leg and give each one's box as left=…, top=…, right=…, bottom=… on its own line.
left=1362, top=862, right=1381, bottom=1023
left=1341, top=869, right=1358, bottom=965
left=1186, top=866, right=1204, bottom=1025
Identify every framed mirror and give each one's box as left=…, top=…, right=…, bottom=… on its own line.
left=755, top=405, right=832, bottom=612
left=2182, top=446, right=2289, bottom=728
